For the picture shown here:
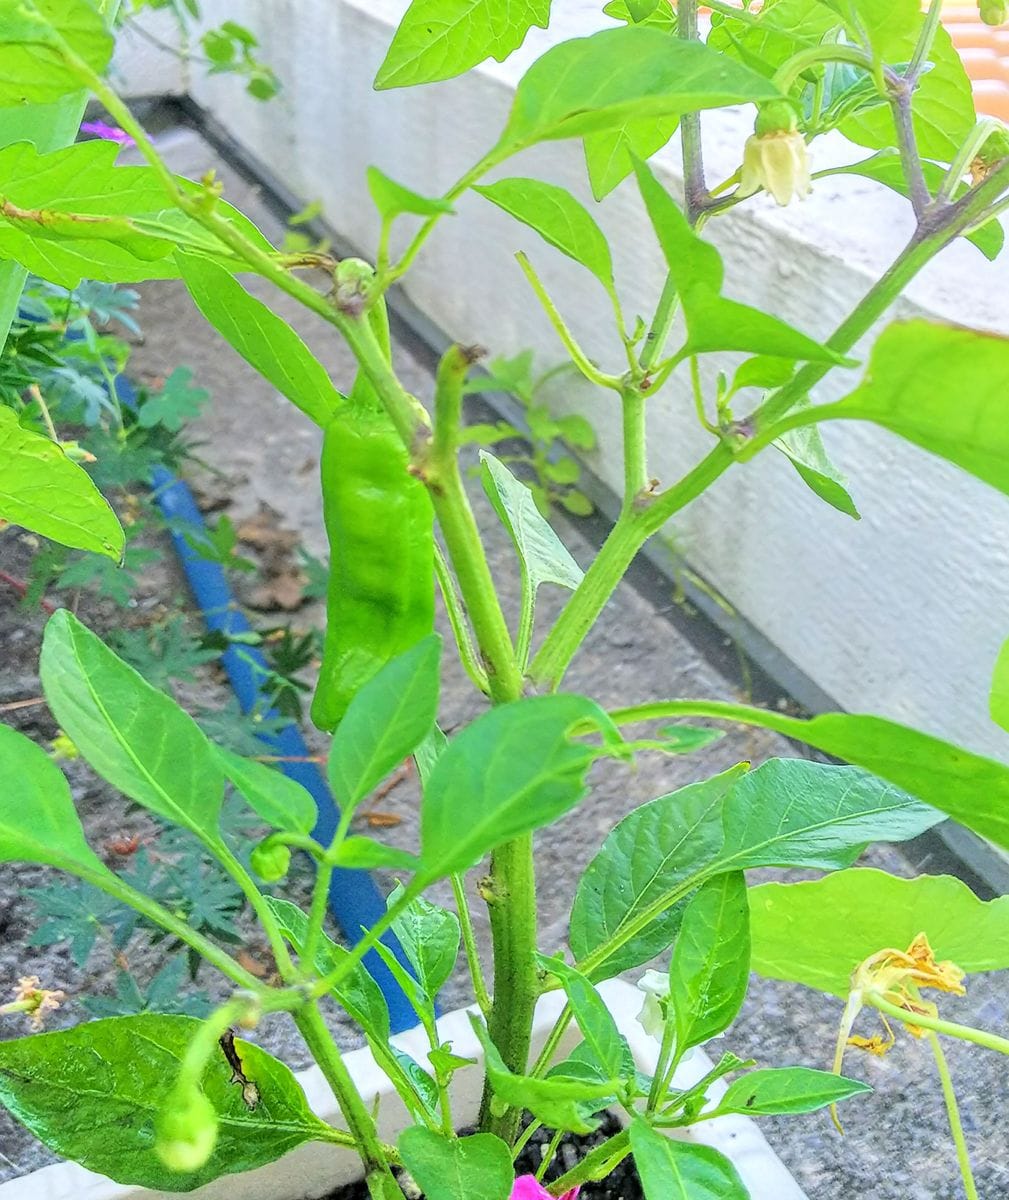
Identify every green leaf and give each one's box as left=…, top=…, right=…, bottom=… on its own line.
left=749, top=867, right=1009, bottom=997
left=497, top=25, right=779, bottom=153
left=40, top=610, right=225, bottom=839
left=474, top=177, right=615, bottom=293
left=541, top=956, right=632, bottom=1080
left=569, top=765, right=747, bottom=979
left=177, top=252, right=343, bottom=428
left=718, top=758, right=939, bottom=871
left=216, top=747, right=317, bottom=835
left=366, top=166, right=454, bottom=220
left=570, top=758, right=940, bottom=979
left=480, top=451, right=583, bottom=594
left=375, top=0, right=551, bottom=89
left=815, top=151, right=1004, bottom=261
left=706, top=0, right=837, bottom=80
left=632, top=157, right=847, bottom=365
left=630, top=1119, right=748, bottom=1200
left=713, top=1067, right=871, bottom=1117
left=419, top=694, right=603, bottom=880
left=991, top=635, right=1009, bottom=733
left=0, top=140, right=272, bottom=288
left=265, top=897, right=390, bottom=1039
left=328, top=635, right=441, bottom=814
left=840, top=25, right=976, bottom=164
left=0, top=724, right=110, bottom=876
left=0, top=1014, right=334, bottom=1190
left=787, top=321, right=1009, bottom=502
left=329, top=837, right=421, bottom=872
left=775, top=403, right=860, bottom=519
left=584, top=115, right=680, bottom=200
left=0, top=405, right=124, bottom=557
left=669, top=871, right=750, bottom=1053
left=603, top=0, right=675, bottom=30
left=388, top=882, right=461, bottom=997
left=0, top=0, right=113, bottom=104
left=471, top=1015, right=616, bottom=1133
left=397, top=1128, right=513, bottom=1200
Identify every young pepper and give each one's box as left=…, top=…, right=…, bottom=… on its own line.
left=311, top=287, right=435, bottom=730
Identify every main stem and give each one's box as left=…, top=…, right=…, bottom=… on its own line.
left=426, top=347, right=531, bottom=1141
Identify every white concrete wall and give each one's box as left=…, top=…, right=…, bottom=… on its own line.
left=117, top=1, right=1009, bottom=758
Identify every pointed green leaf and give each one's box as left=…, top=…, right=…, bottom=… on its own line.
left=40, top=610, right=225, bottom=838
left=584, top=114, right=679, bottom=200
left=480, top=451, right=583, bottom=594
left=398, top=1128, right=513, bottom=1200
left=0, top=406, right=124, bottom=557
left=541, top=957, right=631, bottom=1080
left=419, top=694, right=603, bottom=881
left=775, top=403, right=860, bottom=519
left=216, top=747, right=317, bottom=835
left=0, top=140, right=272, bottom=288
left=329, top=837, right=421, bottom=872
left=749, top=868, right=1009, bottom=997
left=375, top=0, right=551, bottom=89
left=713, top=1067, right=871, bottom=1117
left=471, top=1015, right=615, bottom=1133
left=474, top=177, right=615, bottom=292
left=0, top=1014, right=334, bottom=1190
left=719, top=758, right=939, bottom=871
left=630, top=1119, right=748, bottom=1200
left=570, top=765, right=747, bottom=979
left=633, top=157, right=848, bottom=365
left=177, top=252, right=343, bottom=428
left=388, top=882, right=461, bottom=997
left=790, top=321, right=1009, bottom=500
left=0, top=724, right=109, bottom=877
left=0, top=0, right=113, bottom=104
left=497, top=25, right=780, bottom=153
left=328, top=635, right=441, bottom=814
left=367, top=166, right=454, bottom=220
left=669, top=871, right=750, bottom=1053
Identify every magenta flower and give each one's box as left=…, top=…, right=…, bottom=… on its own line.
left=511, top=1176, right=579, bottom=1200
left=80, top=120, right=135, bottom=148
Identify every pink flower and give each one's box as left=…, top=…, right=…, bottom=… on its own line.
left=511, top=1176, right=579, bottom=1200
left=80, top=120, right=135, bottom=148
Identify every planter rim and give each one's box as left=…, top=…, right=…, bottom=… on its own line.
left=0, top=980, right=807, bottom=1200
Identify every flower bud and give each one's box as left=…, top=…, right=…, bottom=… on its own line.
left=250, top=839, right=291, bottom=883
left=155, top=1088, right=218, bottom=1172
left=980, top=0, right=1008, bottom=26
left=331, top=257, right=375, bottom=317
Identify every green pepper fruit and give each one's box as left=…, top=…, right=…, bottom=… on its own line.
left=311, top=288, right=435, bottom=730
left=250, top=839, right=291, bottom=883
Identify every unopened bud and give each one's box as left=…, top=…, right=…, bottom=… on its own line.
left=155, top=1087, right=218, bottom=1172
left=250, top=839, right=290, bottom=883
left=980, top=0, right=1008, bottom=26
left=331, top=257, right=375, bottom=318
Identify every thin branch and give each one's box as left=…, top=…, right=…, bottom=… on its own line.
left=678, top=0, right=708, bottom=225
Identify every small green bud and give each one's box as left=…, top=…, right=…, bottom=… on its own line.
left=331, top=256, right=375, bottom=317
left=155, top=1088, right=218, bottom=1172
left=980, top=0, right=1008, bottom=27
left=250, top=839, right=291, bottom=883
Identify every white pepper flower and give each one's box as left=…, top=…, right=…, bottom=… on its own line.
left=635, top=969, right=670, bottom=1040
left=737, top=100, right=811, bottom=207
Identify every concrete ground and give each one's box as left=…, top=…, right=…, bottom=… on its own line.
left=1, top=124, right=1007, bottom=1197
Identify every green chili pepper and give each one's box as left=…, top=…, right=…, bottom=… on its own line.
left=311, top=283, right=435, bottom=731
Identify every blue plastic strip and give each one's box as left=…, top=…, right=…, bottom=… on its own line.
left=113, top=376, right=418, bottom=1033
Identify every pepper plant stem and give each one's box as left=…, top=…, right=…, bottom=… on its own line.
left=293, top=1003, right=401, bottom=1198
left=927, top=1032, right=979, bottom=1200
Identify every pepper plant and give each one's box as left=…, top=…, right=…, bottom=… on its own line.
left=4, top=1, right=1009, bottom=1197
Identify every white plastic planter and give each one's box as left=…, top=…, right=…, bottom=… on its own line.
left=0, top=981, right=806, bottom=1200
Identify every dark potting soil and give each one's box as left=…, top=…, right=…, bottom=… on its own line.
left=327, top=1112, right=644, bottom=1199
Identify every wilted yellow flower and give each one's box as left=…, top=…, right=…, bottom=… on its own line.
left=7, top=976, right=66, bottom=1030
left=738, top=129, right=812, bottom=206
left=852, top=931, right=965, bottom=1036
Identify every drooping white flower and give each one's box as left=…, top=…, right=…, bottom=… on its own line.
left=738, top=129, right=812, bottom=207
left=635, top=969, right=670, bottom=1041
